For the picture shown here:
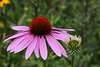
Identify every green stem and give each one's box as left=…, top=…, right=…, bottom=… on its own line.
left=71, top=56, right=74, bottom=67
left=43, top=60, right=46, bottom=67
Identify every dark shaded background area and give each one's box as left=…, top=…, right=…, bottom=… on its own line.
left=0, top=0, right=100, bottom=67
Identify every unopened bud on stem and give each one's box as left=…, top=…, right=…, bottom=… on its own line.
left=65, top=35, right=82, bottom=56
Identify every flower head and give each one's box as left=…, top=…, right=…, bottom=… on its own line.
left=65, top=35, right=82, bottom=56
left=0, top=0, right=10, bottom=7
left=3, top=17, right=75, bottom=60
left=65, top=35, right=82, bottom=50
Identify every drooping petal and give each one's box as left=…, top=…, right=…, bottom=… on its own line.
left=7, top=34, right=28, bottom=51
left=51, top=31, right=73, bottom=42
left=51, top=33, right=66, bottom=41
left=12, top=26, right=30, bottom=31
left=46, top=35, right=61, bottom=57
left=61, top=31, right=73, bottom=36
left=34, top=36, right=40, bottom=58
left=25, top=36, right=38, bottom=60
left=51, top=30, right=69, bottom=34
left=10, top=35, right=29, bottom=52
left=40, top=36, right=47, bottom=60
left=14, top=35, right=34, bottom=53
left=10, top=35, right=30, bottom=52
left=52, top=27, right=75, bottom=31
left=56, top=42, right=68, bottom=57
left=51, top=30, right=62, bottom=34
left=3, top=34, right=16, bottom=40
left=3, top=31, right=29, bottom=43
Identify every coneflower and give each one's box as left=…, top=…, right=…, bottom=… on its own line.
left=3, top=17, right=75, bottom=60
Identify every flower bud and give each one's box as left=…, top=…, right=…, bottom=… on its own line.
left=65, top=35, right=81, bottom=49
left=65, top=35, right=82, bottom=56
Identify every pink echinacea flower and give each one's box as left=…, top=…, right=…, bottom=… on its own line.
left=3, top=17, right=75, bottom=60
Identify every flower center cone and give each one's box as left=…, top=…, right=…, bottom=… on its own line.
left=30, top=17, right=52, bottom=35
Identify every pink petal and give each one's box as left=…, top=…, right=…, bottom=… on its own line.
left=11, top=34, right=33, bottom=53
left=7, top=34, right=28, bottom=51
left=12, top=26, right=30, bottom=31
left=46, top=35, right=61, bottom=57
left=52, top=27, right=75, bottom=31
left=34, top=36, right=40, bottom=58
left=3, top=34, right=16, bottom=40
left=25, top=36, right=38, bottom=60
left=51, top=31, right=73, bottom=42
left=51, top=33, right=66, bottom=41
left=51, top=30, right=68, bottom=34
left=11, top=34, right=30, bottom=52
left=10, top=34, right=30, bottom=52
left=57, top=42, right=68, bottom=57
left=3, top=32, right=29, bottom=43
left=51, top=30, right=62, bottom=34
left=14, top=35, right=34, bottom=53
left=40, top=36, right=47, bottom=60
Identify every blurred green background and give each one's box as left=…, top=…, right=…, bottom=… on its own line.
left=0, top=0, right=100, bottom=67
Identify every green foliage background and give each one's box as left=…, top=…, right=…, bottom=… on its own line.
left=0, top=0, right=100, bottom=67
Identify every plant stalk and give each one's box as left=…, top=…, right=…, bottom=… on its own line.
left=71, top=56, right=74, bottom=67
